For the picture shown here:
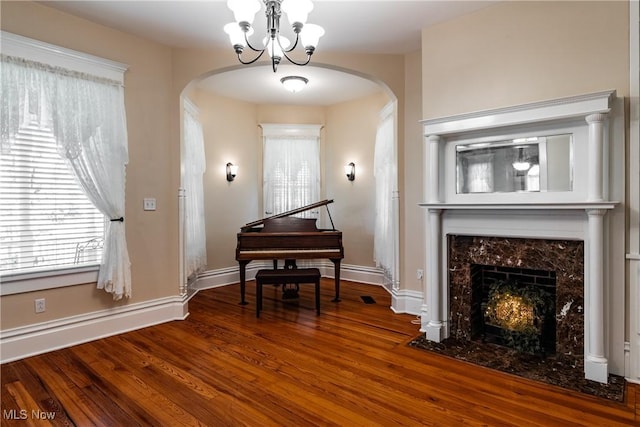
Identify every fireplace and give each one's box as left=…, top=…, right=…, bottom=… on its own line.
left=449, top=235, right=584, bottom=367
left=470, top=264, right=557, bottom=356
left=419, top=91, right=624, bottom=383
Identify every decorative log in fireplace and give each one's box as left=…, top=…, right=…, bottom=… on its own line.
left=449, top=235, right=582, bottom=366
left=470, top=265, right=557, bottom=356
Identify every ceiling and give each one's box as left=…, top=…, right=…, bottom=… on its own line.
left=39, top=1, right=496, bottom=105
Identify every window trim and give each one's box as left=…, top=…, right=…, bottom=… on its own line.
left=0, top=32, right=128, bottom=295
left=0, top=265, right=100, bottom=296
left=259, top=123, right=322, bottom=138
left=1, top=31, right=127, bottom=83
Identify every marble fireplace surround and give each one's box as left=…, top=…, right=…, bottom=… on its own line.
left=419, top=91, right=624, bottom=384
left=448, top=235, right=584, bottom=367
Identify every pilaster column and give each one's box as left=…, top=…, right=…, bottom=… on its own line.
left=585, top=208, right=608, bottom=383
left=425, top=208, right=444, bottom=342
left=586, top=113, right=608, bottom=202
left=427, top=135, right=442, bottom=203
left=178, top=187, right=187, bottom=296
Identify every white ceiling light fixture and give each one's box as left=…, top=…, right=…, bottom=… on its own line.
left=224, top=0, right=325, bottom=72
left=512, top=147, right=531, bottom=172
left=280, top=75, right=308, bottom=93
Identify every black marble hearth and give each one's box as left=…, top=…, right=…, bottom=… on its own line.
left=408, top=335, right=625, bottom=402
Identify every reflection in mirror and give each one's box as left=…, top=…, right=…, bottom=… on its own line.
left=456, top=134, right=573, bottom=194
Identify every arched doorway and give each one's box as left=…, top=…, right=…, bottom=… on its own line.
left=178, top=63, right=400, bottom=299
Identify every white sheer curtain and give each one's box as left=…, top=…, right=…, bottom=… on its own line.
left=263, top=136, right=320, bottom=217
left=467, top=160, right=494, bottom=193
left=1, top=55, right=131, bottom=300
left=183, top=100, right=207, bottom=279
left=373, top=102, right=397, bottom=283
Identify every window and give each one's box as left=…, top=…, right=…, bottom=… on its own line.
left=261, top=124, right=321, bottom=217
left=1, top=112, right=104, bottom=275
left=1, top=32, right=130, bottom=299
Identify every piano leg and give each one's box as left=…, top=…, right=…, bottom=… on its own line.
left=239, top=260, right=249, bottom=305
left=331, top=259, right=341, bottom=302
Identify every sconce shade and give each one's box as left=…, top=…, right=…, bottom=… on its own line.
left=226, top=162, right=238, bottom=181
left=344, top=162, right=355, bottom=181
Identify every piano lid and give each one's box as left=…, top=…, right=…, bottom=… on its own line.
left=241, top=199, right=335, bottom=231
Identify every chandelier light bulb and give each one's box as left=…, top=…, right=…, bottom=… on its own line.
left=227, top=0, right=260, bottom=25
left=281, top=0, right=314, bottom=26
left=300, top=23, right=325, bottom=52
left=224, top=23, right=251, bottom=50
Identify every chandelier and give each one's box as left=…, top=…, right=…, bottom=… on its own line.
left=224, top=0, right=325, bottom=72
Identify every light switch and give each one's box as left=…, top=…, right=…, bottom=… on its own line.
left=143, top=198, right=156, bottom=211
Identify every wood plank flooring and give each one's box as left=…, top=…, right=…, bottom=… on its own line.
left=2, top=279, right=638, bottom=426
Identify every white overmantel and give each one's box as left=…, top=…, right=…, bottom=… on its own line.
left=419, top=90, right=625, bottom=384
left=420, top=202, right=617, bottom=210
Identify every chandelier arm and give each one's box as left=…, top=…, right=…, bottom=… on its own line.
left=281, top=50, right=312, bottom=66
left=237, top=49, right=267, bottom=65
left=244, top=32, right=266, bottom=53
left=281, top=32, right=300, bottom=53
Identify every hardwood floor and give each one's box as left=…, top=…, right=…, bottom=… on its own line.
left=2, top=280, right=638, bottom=426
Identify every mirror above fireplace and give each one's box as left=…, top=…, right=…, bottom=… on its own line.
left=455, top=134, right=573, bottom=194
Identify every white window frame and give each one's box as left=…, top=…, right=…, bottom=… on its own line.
left=0, top=32, right=127, bottom=295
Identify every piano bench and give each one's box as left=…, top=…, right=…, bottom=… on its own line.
left=255, top=268, right=321, bottom=318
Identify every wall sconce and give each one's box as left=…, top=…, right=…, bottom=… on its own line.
left=226, top=162, right=238, bottom=182
left=344, top=162, right=355, bottom=181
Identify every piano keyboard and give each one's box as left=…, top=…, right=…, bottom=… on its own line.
left=239, top=249, right=342, bottom=254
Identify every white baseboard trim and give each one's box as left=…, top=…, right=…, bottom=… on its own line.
left=0, top=294, right=189, bottom=364
left=194, top=262, right=387, bottom=290
left=338, top=263, right=385, bottom=285
left=0, top=263, right=407, bottom=363
left=391, top=289, right=423, bottom=316
left=193, top=263, right=422, bottom=316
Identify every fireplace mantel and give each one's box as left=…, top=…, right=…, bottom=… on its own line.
left=419, top=91, right=625, bottom=384
left=419, top=202, right=617, bottom=211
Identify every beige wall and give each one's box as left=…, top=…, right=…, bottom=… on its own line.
left=402, top=50, right=424, bottom=293
left=189, top=90, right=260, bottom=270
left=422, top=1, right=629, bottom=117
left=1, top=1, right=179, bottom=328
left=325, top=92, right=389, bottom=267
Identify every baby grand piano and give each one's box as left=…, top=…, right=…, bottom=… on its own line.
left=236, top=199, right=344, bottom=305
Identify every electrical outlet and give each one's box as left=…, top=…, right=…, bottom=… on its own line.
left=143, top=198, right=156, bottom=211
left=35, top=298, right=46, bottom=313
left=417, top=269, right=424, bottom=280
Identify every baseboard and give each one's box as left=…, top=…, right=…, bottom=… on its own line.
left=193, top=263, right=421, bottom=316
left=1, top=263, right=418, bottom=364
left=0, top=294, right=189, bottom=364
left=391, top=289, right=422, bottom=316
left=194, top=262, right=387, bottom=290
